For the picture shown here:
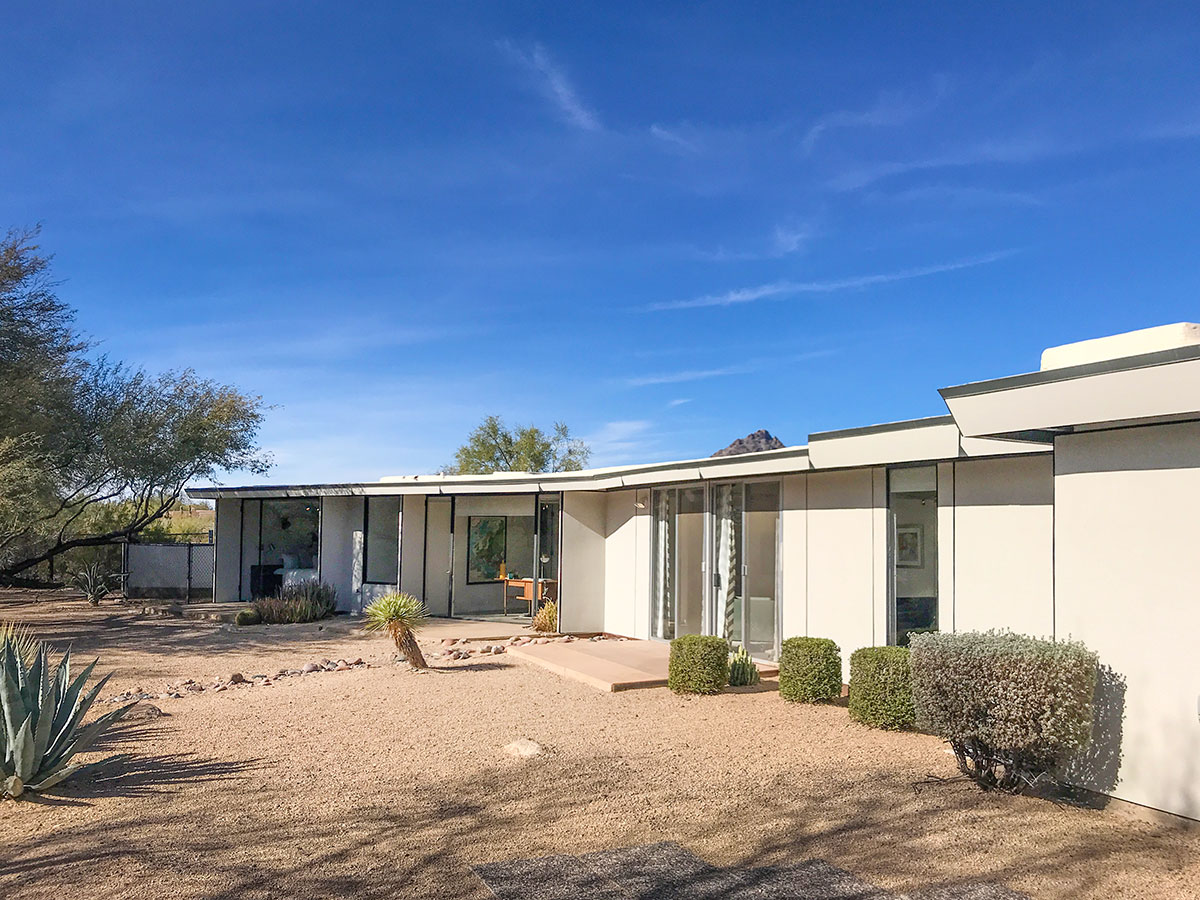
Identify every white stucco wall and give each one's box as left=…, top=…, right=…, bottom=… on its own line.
left=560, top=491, right=607, bottom=633
left=399, top=495, right=426, bottom=599
left=602, top=490, right=640, bottom=637
left=319, top=495, right=362, bottom=612
left=806, top=468, right=880, bottom=680
left=951, top=455, right=1055, bottom=637
left=239, top=499, right=261, bottom=602
left=1055, top=422, right=1200, bottom=820
left=213, top=498, right=241, bottom=602
left=779, top=474, right=807, bottom=641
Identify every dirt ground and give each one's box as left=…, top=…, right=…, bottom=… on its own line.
left=1, top=593, right=1198, bottom=900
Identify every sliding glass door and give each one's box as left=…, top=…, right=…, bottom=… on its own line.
left=650, top=486, right=705, bottom=641
left=711, top=481, right=780, bottom=661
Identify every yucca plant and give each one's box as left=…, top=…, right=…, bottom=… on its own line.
left=1, top=637, right=130, bottom=799
left=71, top=562, right=113, bottom=606
left=0, top=622, right=40, bottom=667
left=363, top=592, right=428, bottom=668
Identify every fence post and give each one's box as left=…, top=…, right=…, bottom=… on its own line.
left=186, top=544, right=193, bottom=602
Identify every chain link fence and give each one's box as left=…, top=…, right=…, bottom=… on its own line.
left=123, top=541, right=215, bottom=600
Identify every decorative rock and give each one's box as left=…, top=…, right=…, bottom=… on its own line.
left=503, top=738, right=545, bottom=759
left=121, top=702, right=167, bottom=719
left=228, top=672, right=247, bottom=684
left=302, top=662, right=320, bottom=673
left=491, top=646, right=505, bottom=655
left=352, top=658, right=364, bottom=666
left=213, top=685, right=227, bottom=692
left=335, top=663, right=350, bottom=671
left=158, top=693, right=172, bottom=700
left=441, top=638, right=458, bottom=647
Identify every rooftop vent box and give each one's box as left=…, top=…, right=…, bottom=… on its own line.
left=1040, top=323, right=1200, bottom=371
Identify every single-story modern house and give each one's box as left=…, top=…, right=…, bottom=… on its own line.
left=191, top=323, right=1200, bottom=822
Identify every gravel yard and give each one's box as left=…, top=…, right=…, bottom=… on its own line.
left=2, top=594, right=1198, bottom=900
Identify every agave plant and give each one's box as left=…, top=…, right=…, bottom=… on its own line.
left=71, top=563, right=113, bottom=606
left=0, top=622, right=40, bottom=667
left=363, top=592, right=428, bottom=668
left=1, top=637, right=130, bottom=799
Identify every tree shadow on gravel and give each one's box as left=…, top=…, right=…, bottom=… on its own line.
left=3, top=749, right=1196, bottom=900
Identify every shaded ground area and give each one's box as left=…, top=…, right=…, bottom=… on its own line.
left=2, top=593, right=1199, bottom=899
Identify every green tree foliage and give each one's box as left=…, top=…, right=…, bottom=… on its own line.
left=0, top=226, right=270, bottom=579
left=445, top=416, right=590, bottom=475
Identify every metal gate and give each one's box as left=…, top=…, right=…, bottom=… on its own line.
left=123, top=542, right=215, bottom=601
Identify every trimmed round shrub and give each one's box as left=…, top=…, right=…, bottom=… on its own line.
left=778, top=637, right=842, bottom=703
left=848, top=646, right=914, bottom=729
left=668, top=634, right=730, bottom=694
left=234, top=607, right=262, bottom=626
left=910, top=630, right=1098, bottom=793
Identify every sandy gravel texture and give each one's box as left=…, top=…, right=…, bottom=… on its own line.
left=1, top=594, right=1198, bottom=900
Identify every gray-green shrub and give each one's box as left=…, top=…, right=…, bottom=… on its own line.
left=848, top=646, right=914, bottom=729
left=728, top=645, right=760, bottom=687
left=253, top=580, right=337, bottom=624
left=910, top=630, right=1098, bottom=793
left=668, top=635, right=729, bottom=694
left=778, top=637, right=842, bottom=703
left=234, top=607, right=262, bottom=626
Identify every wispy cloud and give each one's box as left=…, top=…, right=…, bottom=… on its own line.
left=648, top=250, right=1017, bottom=311
left=666, top=398, right=692, bottom=407
left=498, top=40, right=601, bottom=132
left=583, top=419, right=657, bottom=464
left=649, top=123, right=701, bottom=153
left=691, top=220, right=816, bottom=262
left=867, top=184, right=1046, bottom=208
left=802, top=78, right=948, bottom=155
left=623, top=365, right=754, bottom=387
left=829, top=137, right=1064, bottom=191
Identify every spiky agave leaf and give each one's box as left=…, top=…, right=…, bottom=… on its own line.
left=0, top=638, right=130, bottom=800
left=0, top=622, right=41, bottom=669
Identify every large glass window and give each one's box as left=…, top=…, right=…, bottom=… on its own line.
left=889, top=465, right=939, bottom=646
left=253, top=498, right=320, bottom=597
left=466, top=514, right=537, bottom=583
left=364, top=496, right=400, bottom=585
left=711, top=481, right=779, bottom=661
left=651, top=486, right=705, bottom=641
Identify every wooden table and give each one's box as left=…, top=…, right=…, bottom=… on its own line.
left=502, top=578, right=557, bottom=615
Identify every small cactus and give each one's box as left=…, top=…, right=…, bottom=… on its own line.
left=728, top=645, right=760, bottom=687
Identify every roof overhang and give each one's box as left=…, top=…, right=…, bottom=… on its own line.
left=940, top=345, right=1200, bottom=440
left=188, top=445, right=814, bottom=499
left=807, top=416, right=962, bottom=468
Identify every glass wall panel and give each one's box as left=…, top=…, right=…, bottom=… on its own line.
left=504, top=516, right=536, bottom=579
left=889, top=465, right=938, bottom=646
left=364, top=496, right=400, bottom=585
left=744, top=481, right=779, bottom=660
left=536, top=495, right=560, bottom=605
left=712, top=483, right=744, bottom=646
left=256, top=499, right=320, bottom=597
left=651, top=487, right=704, bottom=641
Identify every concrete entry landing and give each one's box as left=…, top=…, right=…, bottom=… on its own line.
left=508, top=637, right=779, bottom=692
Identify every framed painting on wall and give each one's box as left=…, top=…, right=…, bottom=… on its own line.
left=467, top=516, right=507, bottom=583
left=896, top=524, right=923, bottom=568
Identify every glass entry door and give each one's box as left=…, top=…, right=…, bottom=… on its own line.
left=711, top=481, right=780, bottom=661
left=650, top=486, right=705, bottom=640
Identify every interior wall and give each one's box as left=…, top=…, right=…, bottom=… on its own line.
left=399, top=495, right=427, bottom=600
left=213, top=498, right=241, bottom=602
left=239, top=499, right=261, bottom=602
left=1055, top=422, right=1200, bottom=820
left=806, top=468, right=879, bottom=681
left=451, top=494, right=537, bottom=615
left=319, top=495, right=362, bottom=612
left=560, top=491, right=607, bottom=633
left=953, top=455, right=1054, bottom=637
left=891, top=495, right=937, bottom=598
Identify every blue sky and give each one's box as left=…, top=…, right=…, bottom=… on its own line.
left=4, top=3, right=1200, bottom=484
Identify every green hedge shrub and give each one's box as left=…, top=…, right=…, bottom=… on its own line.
left=253, top=580, right=338, bottom=624
left=668, top=635, right=730, bottom=694
left=779, top=637, right=842, bottom=703
left=848, top=646, right=914, bottom=729
left=910, top=630, right=1098, bottom=793
left=234, top=607, right=262, bottom=626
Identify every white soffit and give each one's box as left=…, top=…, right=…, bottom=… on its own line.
left=942, top=348, right=1200, bottom=438
left=807, top=417, right=961, bottom=469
